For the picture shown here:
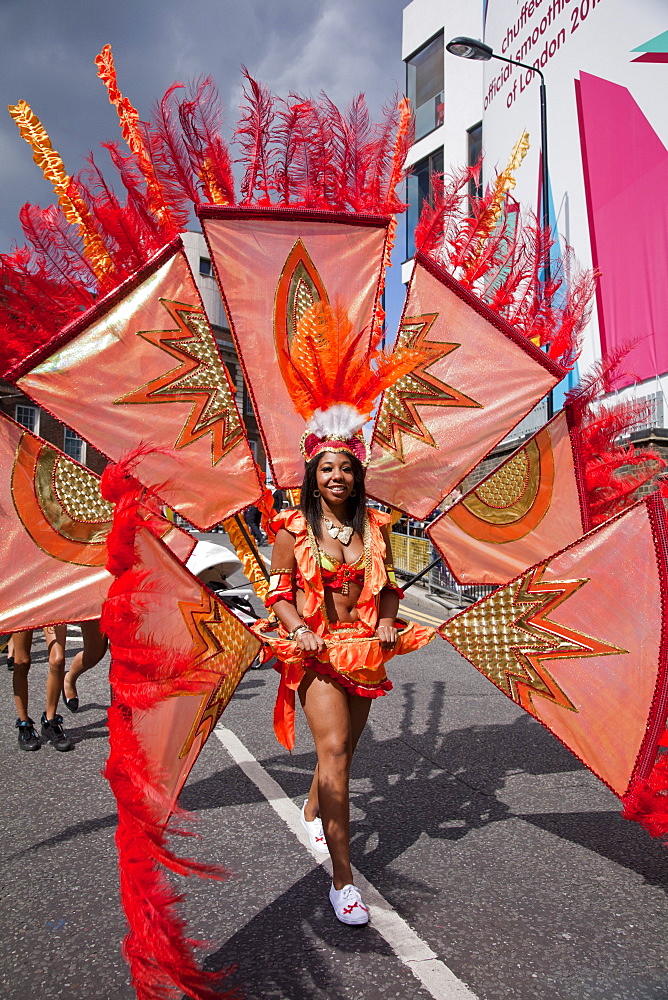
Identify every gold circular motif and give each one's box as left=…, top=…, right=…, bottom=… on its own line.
left=474, top=449, right=531, bottom=509
left=53, top=457, right=113, bottom=522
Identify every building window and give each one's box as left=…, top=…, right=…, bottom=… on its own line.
left=406, top=147, right=444, bottom=259
left=406, top=32, right=444, bottom=142
left=15, top=404, right=39, bottom=434
left=63, top=427, right=86, bottom=463
left=199, top=257, right=212, bottom=277
left=467, top=122, right=483, bottom=201
left=244, top=390, right=254, bottom=416
left=248, top=439, right=257, bottom=459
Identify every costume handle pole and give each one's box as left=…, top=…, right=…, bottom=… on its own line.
left=233, top=514, right=270, bottom=581
left=401, top=555, right=441, bottom=591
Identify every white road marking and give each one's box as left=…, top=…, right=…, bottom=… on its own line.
left=215, top=725, right=478, bottom=1000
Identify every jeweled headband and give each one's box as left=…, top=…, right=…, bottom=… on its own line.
left=300, top=429, right=369, bottom=466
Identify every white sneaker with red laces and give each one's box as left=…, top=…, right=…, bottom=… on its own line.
left=329, top=883, right=369, bottom=925
left=301, top=801, right=329, bottom=854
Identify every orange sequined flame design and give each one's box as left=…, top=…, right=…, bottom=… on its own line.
left=115, top=298, right=244, bottom=465
left=441, top=564, right=628, bottom=716
left=373, top=313, right=482, bottom=462
left=274, top=239, right=329, bottom=386
left=177, top=589, right=257, bottom=758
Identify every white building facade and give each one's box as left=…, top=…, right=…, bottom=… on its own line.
left=402, top=0, right=668, bottom=441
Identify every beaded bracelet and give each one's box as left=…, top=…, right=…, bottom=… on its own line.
left=286, top=624, right=313, bottom=640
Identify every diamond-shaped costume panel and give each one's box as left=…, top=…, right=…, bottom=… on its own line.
left=441, top=497, right=668, bottom=798
left=428, top=408, right=589, bottom=585
left=0, top=409, right=193, bottom=632
left=200, top=206, right=390, bottom=487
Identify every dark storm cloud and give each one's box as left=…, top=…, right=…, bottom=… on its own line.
left=0, top=0, right=406, bottom=248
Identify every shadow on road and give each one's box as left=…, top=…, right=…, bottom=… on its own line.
left=200, top=867, right=397, bottom=1000
left=181, top=677, right=668, bottom=898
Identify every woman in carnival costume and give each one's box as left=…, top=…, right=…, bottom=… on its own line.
left=259, top=401, right=435, bottom=925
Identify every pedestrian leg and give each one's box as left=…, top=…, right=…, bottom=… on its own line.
left=12, top=630, right=33, bottom=722
left=43, top=624, right=67, bottom=720
left=63, top=619, right=108, bottom=711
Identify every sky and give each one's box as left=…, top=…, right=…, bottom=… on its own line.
left=0, top=0, right=407, bottom=233
left=0, top=0, right=409, bottom=330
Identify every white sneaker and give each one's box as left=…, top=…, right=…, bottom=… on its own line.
left=329, top=883, right=369, bottom=925
left=300, top=801, right=329, bottom=854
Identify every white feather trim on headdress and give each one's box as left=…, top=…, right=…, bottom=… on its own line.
left=306, top=403, right=366, bottom=441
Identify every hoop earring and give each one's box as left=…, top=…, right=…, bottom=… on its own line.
left=350, top=489, right=357, bottom=497
left=313, top=489, right=321, bottom=497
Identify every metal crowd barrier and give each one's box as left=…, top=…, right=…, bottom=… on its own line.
left=390, top=530, right=494, bottom=607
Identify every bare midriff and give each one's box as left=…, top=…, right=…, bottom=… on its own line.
left=295, top=583, right=362, bottom=624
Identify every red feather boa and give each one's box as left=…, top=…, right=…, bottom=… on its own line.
left=100, top=456, right=236, bottom=1000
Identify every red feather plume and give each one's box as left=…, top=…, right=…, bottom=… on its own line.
left=566, top=353, right=667, bottom=525
left=178, top=78, right=236, bottom=206
left=236, top=67, right=275, bottom=205
left=415, top=168, right=596, bottom=370
left=148, top=83, right=201, bottom=216
left=99, top=461, right=237, bottom=1000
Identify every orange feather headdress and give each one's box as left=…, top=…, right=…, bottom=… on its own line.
left=278, top=299, right=427, bottom=465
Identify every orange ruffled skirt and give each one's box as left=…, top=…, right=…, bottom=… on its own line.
left=253, top=619, right=435, bottom=751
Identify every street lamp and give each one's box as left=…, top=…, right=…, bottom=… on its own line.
left=446, top=36, right=551, bottom=288
left=447, top=36, right=554, bottom=417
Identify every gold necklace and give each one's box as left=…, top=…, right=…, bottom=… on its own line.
left=321, top=515, right=353, bottom=545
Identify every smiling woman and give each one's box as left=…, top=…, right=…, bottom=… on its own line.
left=257, top=437, right=435, bottom=924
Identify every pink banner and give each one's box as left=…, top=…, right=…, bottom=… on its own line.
left=576, top=73, right=668, bottom=386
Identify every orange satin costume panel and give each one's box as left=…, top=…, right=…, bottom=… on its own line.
left=254, top=507, right=436, bottom=750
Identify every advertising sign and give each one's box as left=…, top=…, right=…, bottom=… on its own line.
left=482, top=1, right=668, bottom=385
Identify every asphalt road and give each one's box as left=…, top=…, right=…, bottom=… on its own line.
left=1, top=551, right=667, bottom=1000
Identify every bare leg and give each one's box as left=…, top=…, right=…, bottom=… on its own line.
left=299, top=671, right=372, bottom=889
left=64, top=620, right=107, bottom=701
left=44, top=624, right=67, bottom=719
left=303, top=692, right=371, bottom=821
left=12, top=631, right=33, bottom=721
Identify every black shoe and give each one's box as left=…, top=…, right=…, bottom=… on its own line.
left=62, top=691, right=79, bottom=713
left=40, top=712, right=73, bottom=751
left=16, top=717, right=40, bottom=751
left=7, top=656, right=14, bottom=672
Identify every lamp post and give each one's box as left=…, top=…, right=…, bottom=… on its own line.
left=447, top=36, right=554, bottom=418
left=446, top=36, right=551, bottom=290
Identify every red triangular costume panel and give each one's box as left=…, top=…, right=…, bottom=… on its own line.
left=199, top=206, right=390, bottom=487
left=14, top=242, right=261, bottom=530
left=121, top=527, right=262, bottom=822
left=0, top=410, right=193, bottom=632
left=440, top=496, right=668, bottom=799
left=428, top=409, right=589, bottom=586
left=366, top=253, right=567, bottom=518
left=101, top=510, right=256, bottom=1000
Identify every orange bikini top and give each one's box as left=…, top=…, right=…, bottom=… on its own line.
left=314, top=549, right=365, bottom=591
